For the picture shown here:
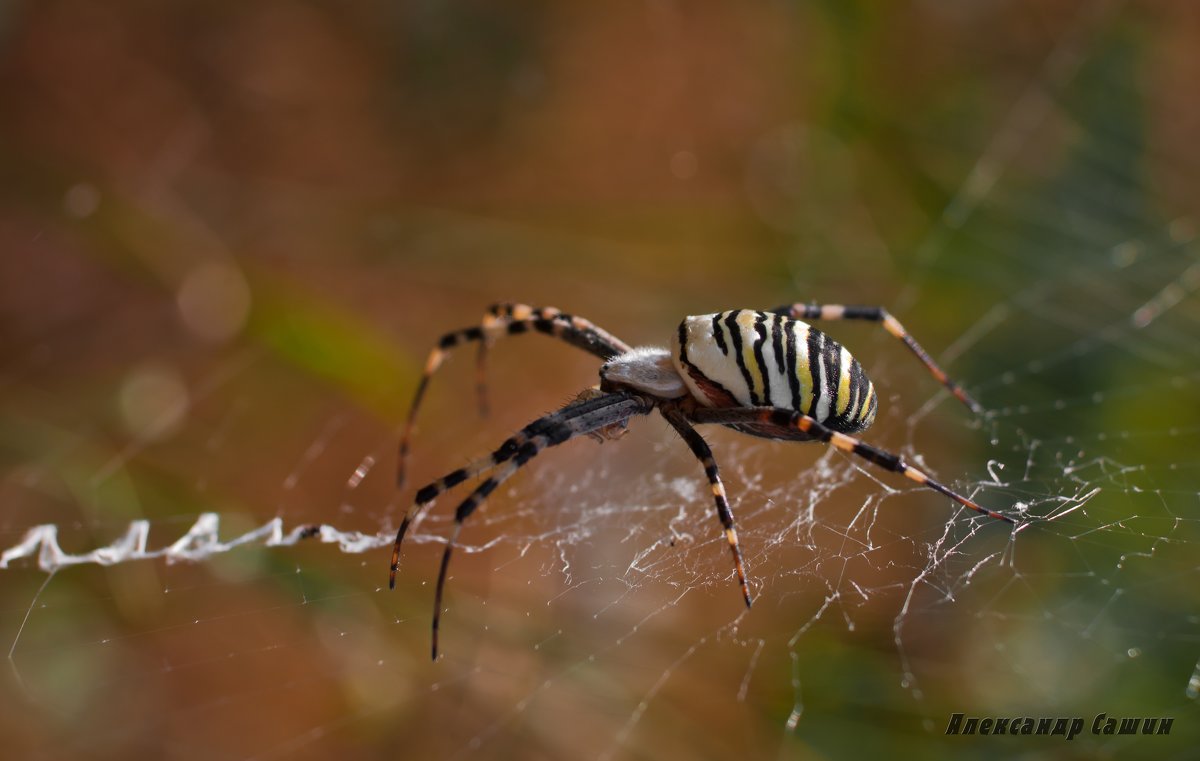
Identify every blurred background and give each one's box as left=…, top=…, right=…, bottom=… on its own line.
left=2, top=1, right=1199, bottom=759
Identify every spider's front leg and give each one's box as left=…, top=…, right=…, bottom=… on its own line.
left=389, top=389, right=641, bottom=589
left=415, top=389, right=655, bottom=659
left=574, top=387, right=631, bottom=442
left=396, top=304, right=632, bottom=490
left=388, top=389, right=656, bottom=659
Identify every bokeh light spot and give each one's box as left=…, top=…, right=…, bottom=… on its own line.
left=64, top=183, right=100, bottom=219
left=118, top=362, right=188, bottom=441
left=176, top=261, right=252, bottom=343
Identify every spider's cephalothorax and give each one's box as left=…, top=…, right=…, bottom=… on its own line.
left=390, top=302, right=1015, bottom=660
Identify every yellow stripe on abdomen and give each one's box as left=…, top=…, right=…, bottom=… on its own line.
left=859, top=382, right=875, bottom=423
left=792, top=323, right=813, bottom=413
left=735, top=310, right=766, bottom=403
left=835, top=348, right=852, bottom=416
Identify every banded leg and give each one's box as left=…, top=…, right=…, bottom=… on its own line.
left=773, top=303, right=983, bottom=414
left=430, top=453, right=525, bottom=661
left=390, top=389, right=652, bottom=588
left=396, top=303, right=633, bottom=489
left=425, top=391, right=655, bottom=659
left=688, top=406, right=1015, bottom=524
left=660, top=406, right=753, bottom=608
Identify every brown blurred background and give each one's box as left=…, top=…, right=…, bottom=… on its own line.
left=2, top=1, right=1199, bottom=759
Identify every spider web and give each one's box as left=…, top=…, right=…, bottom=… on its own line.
left=2, top=2, right=1199, bottom=759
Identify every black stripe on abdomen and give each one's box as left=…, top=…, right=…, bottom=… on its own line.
left=711, top=314, right=728, bottom=355
left=725, top=310, right=759, bottom=405
left=784, top=321, right=801, bottom=411
left=806, top=327, right=822, bottom=416
left=769, top=312, right=786, bottom=407
left=752, top=312, right=772, bottom=407
left=823, top=338, right=842, bottom=422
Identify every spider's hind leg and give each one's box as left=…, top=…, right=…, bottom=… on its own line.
left=689, top=405, right=1015, bottom=524
left=772, top=302, right=983, bottom=414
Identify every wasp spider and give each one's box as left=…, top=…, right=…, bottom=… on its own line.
left=390, top=302, right=1015, bottom=659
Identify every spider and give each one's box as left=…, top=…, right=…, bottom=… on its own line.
left=389, top=302, right=1015, bottom=659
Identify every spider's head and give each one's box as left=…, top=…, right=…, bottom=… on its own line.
left=599, top=347, right=688, bottom=399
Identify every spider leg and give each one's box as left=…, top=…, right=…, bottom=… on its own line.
left=660, top=406, right=752, bottom=608
left=390, top=389, right=652, bottom=588
left=390, top=413, right=563, bottom=588
left=388, top=388, right=652, bottom=571
left=688, top=406, right=1015, bottom=524
left=771, top=302, right=983, bottom=414
left=423, top=390, right=654, bottom=660
left=393, top=388, right=653, bottom=567
left=430, top=455, right=522, bottom=661
left=397, top=303, right=633, bottom=490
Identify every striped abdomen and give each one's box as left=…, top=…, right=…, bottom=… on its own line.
left=671, top=310, right=877, bottom=434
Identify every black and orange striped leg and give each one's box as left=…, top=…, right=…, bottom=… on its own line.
left=689, top=406, right=1015, bottom=525
left=485, top=303, right=632, bottom=360
left=424, top=390, right=656, bottom=660
left=661, top=406, right=753, bottom=608
left=390, top=414, right=554, bottom=590
left=772, top=303, right=983, bottom=414
left=388, top=448, right=512, bottom=590
left=396, top=304, right=633, bottom=490
left=430, top=450, right=529, bottom=661
left=389, top=389, right=653, bottom=590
